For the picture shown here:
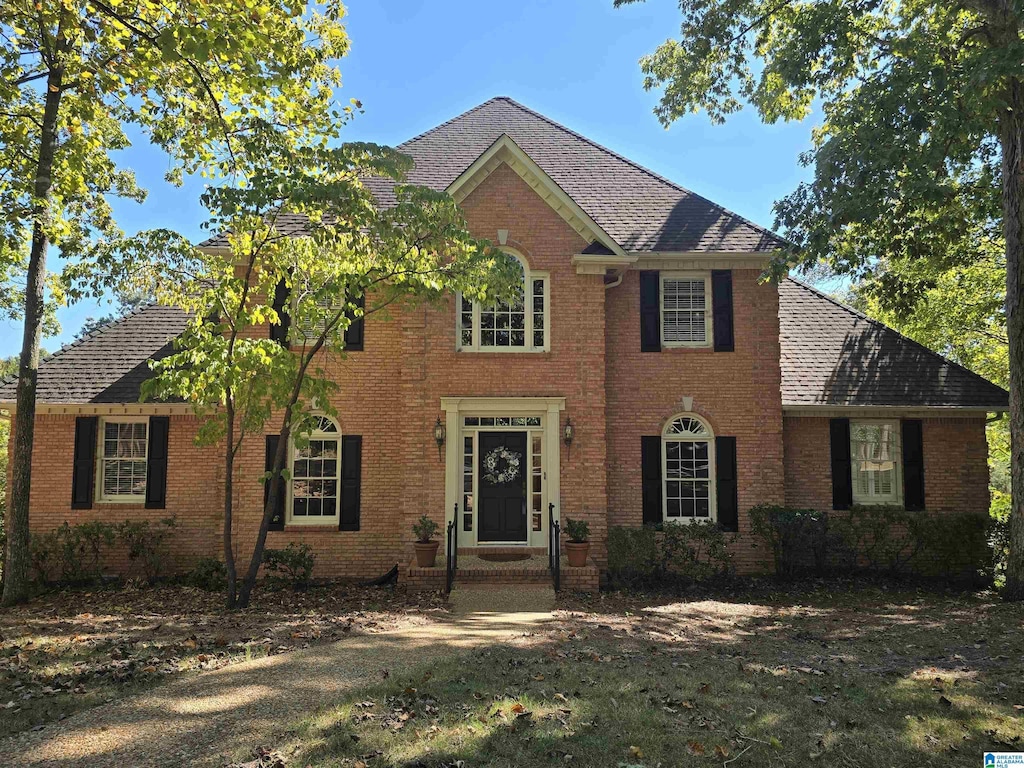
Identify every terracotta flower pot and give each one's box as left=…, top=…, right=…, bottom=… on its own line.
left=565, top=541, right=590, bottom=568
left=414, top=541, right=440, bottom=568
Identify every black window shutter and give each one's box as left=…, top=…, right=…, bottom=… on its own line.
left=270, top=278, right=291, bottom=349
left=344, top=294, right=365, bottom=351
left=715, top=436, right=739, bottom=531
left=641, top=435, right=663, bottom=524
left=902, top=419, right=925, bottom=511
left=830, top=418, right=853, bottom=510
left=639, top=270, right=661, bottom=352
left=340, top=435, right=362, bottom=531
left=144, top=416, right=170, bottom=509
left=264, top=435, right=285, bottom=531
left=71, top=416, right=98, bottom=509
left=711, top=269, right=734, bottom=352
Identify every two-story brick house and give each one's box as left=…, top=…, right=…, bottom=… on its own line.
left=1, top=97, right=1008, bottom=589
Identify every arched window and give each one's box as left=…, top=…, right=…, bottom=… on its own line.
left=457, top=249, right=549, bottom=352
left=289, top=415, right=342, bottom=525
left=662, top=414, right=715, bottom=522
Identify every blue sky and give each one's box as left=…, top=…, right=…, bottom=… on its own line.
left=6, top=0, right=818, bottom=358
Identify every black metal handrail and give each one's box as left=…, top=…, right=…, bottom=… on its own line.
left=445, top=504, right=458, bottom=594
left=548, top=502, right=560, bottom=592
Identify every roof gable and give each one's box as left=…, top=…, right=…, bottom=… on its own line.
left=200, top=96, right=787, bottom=253
left=779, top=278, right=1008, bottom=410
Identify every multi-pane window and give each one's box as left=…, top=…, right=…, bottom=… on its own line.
left=99, top=420, right=148, bottom=500
left=458, top=254, right=549, bottom=352
left=662, top=274, right=711, bottom=346
left=663, top=415, right=715, bottom=522
left=851, top=421, right=901, bottom=504
left=290, top=416, right=341, bottom=524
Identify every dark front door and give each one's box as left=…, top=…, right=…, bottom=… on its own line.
left=478, top=431, right=528, bottom=542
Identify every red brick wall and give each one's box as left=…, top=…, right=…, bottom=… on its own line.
left=13, top=164, right=994, bottom=584
left=17, top=414, right=222, bottom=575
left=783, top=415, right=991, bottom=515
left=604, top=268, right=784, bottom=573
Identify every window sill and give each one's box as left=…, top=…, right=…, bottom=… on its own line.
left=457, top=349, right=551, bottom=356
left=281, top=524, right=359, bottom=533
left=95, top=497, right=149, bottom=505
left=660, top=344, right=713, bottom=351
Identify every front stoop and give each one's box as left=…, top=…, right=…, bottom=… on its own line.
left=401, top=556, right=599, bottom=592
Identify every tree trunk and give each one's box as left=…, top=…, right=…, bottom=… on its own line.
left=2, top=62, right=64, bottom=607
left=235, top=411, right=293, bottom=608
left=223, top=402, right=238, bottom=608
left=1004, top=75, right=1024, bottom=601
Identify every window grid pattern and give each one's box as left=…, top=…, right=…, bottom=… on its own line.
left=463, top=416, right=542, bottom=427
left=663, top=278, right=708, bottom=344
left=531, top=433, right=543, bottom=529
left=463, top=434, right=475, bottom=519
left=291, top=417, right=340, bottom=521
left=457, top=256, right=548, bottom=352
left=851, top=422, right=899, bottom=503
left=664, top=440, right=711, bottom=519
left=101, top=421, right=148, bottom=498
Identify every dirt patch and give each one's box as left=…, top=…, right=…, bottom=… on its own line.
left=0, top=583, right=447, bottom=738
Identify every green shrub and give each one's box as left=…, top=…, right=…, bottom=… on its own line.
left=117, top=517, right=177, bottom=584
left=607, top=527, right=658, bottom=587
left=606, top=522, right=733, bottom=588
left=412, top=514, right=439, bottom=543
left=831, top=507, right=928, bottom=577
left=564, top=517, right=590, bottom=543
left=188, top=557, right=227, bottom=591
left=917, top=513, right=993, bottom=585
left=749, top=505, right=831, bottom=578
left=263, top=542, right=315, bottom=590
left=29, top=520, right=116, bottom=585
left=658, top=520, right=733, bottom=583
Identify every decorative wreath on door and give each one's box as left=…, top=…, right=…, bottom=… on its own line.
left=482, top=446, right=522, bottom=484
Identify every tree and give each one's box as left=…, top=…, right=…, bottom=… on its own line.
left=128, top=126, right=519, bottom=608
left=0, top=0, right=349, bottom=605
left=618, top=0, right=1024, bottom=599
left=75, top=286, right=155, bottom=339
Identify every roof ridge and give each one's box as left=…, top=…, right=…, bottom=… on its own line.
left=397, top=96, right=511, bottom=150
left=783, top=276, right=1008, bottom=396
left=495, top=97, right=787, bottom=249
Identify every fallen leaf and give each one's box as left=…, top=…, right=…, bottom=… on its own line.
left=687, top=740, right=705, bottom=755
left=628, top=745, right=644, bottom=758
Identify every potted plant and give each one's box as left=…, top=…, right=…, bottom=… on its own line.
left=412, top=514, right=441, bottom=567
left=563, top=517, right=590, bottom=567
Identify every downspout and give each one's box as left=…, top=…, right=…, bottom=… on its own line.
left=604, top=269, right=624, bottom=290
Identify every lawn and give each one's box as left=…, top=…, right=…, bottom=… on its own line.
left=0, top=583, right=446, bottom=739
left=277, top=583, right=1023, bottom=768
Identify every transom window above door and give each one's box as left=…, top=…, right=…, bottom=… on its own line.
left=457, top=251, right=549, bottom=352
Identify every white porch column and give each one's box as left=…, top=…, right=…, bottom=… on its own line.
left=545, top=399, right=565, bottom=525
left=441, top=399, right=461, bottom=554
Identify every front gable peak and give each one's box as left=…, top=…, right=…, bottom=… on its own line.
left=446, top=134, right=626, bottom=258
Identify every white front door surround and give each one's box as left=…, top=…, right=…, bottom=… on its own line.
left=441, top=397, right=565, bottom=551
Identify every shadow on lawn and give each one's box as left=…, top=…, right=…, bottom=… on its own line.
left=2, top=583, right=1020, bottom=768
left=285, top=584, right=1023, bottom=768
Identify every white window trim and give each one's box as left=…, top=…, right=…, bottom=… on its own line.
left=850, top=419, right=903, bottom=507
left=661, top=414, right=716, bottom=524
left=660, top=271, right=713, bottom=349
left=286, top=415, right=343, bottom=527
left=456, top=250, right=550, bottom=353
left=96, top=416, right=149, bottom=503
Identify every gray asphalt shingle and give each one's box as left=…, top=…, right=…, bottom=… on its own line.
left=779, top=278, right=1008, bottom=409
left=0, top=305, right=191, bottom=405
left=199, top=97, right=786, bottom=253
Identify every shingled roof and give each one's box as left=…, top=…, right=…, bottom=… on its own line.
left=6, top=280, right=1006, bottom=409
left=779, top=278, right=1008, bottom=409
left=199, top=97, right=786, bottom=254
left=0, top=305, right=191, bottom=405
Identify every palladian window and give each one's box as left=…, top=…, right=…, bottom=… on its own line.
left=662, top=414, right=715, bottom=522
left=457, top=252, right=548, bottom=352
left=289, top=416, right=342, bottom=525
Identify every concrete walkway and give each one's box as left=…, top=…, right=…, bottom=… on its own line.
left=2, top=589, right=555, bottom=768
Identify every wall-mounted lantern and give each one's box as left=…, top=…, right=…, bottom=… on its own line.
left=434, top=416, right=446, bottom=460
left=563, top=418, right=575, bottom=453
